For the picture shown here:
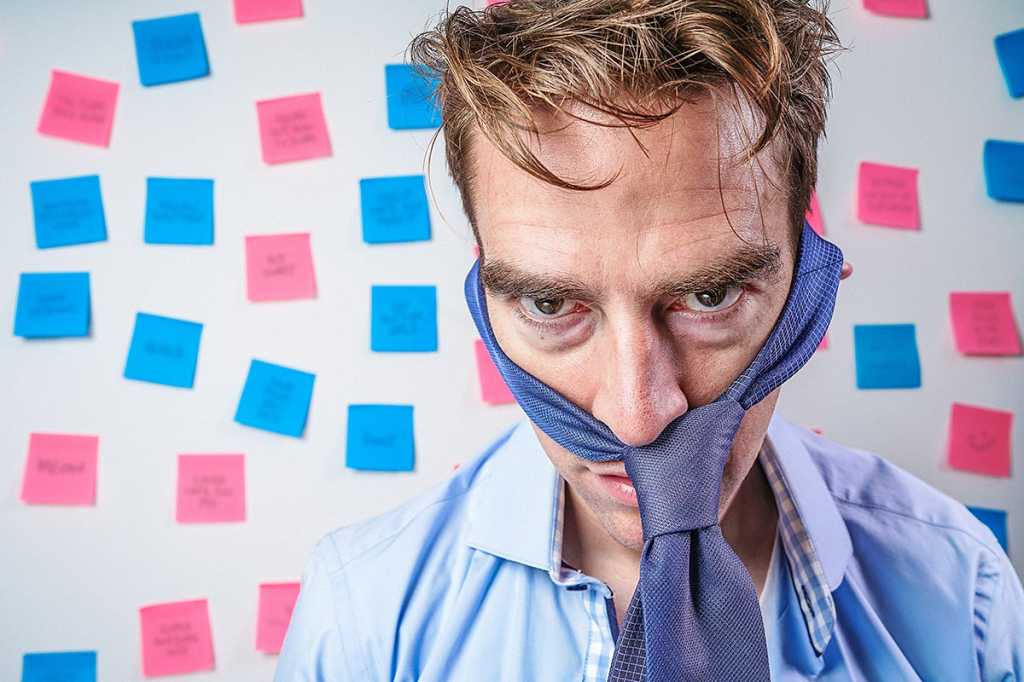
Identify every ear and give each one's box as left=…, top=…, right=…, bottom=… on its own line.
left=839, top=261, right=853, bottom=281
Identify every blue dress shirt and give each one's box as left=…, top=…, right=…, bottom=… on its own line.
left=275, top=410, right=1024, bottom=681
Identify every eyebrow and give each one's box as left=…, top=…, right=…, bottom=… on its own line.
left=480, top=241, right=783, bottom=301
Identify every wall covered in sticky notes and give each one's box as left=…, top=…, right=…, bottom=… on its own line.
left=1, top=1, right=1022, bottom=680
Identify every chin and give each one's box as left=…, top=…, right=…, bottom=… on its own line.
left=596, top=501, right=646, bottom=552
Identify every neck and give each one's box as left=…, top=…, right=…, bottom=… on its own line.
left=561, top=442, right=779, bottom=618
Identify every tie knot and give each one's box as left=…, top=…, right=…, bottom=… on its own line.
left=622, top=398, right=745, bottom=541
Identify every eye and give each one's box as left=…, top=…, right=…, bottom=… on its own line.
left=518, top=296, right=580, bottom=321
left=680, top=285, right=744, bottom=314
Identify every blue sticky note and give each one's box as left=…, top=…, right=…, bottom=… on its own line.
left=983, top=139, right=1024, bottom=203
left=30, top=175, right=107, bottom=249
left=132, top=12, right=209, bottom=86
left=22, top=650, right=97, bottom=682
left=124, top=312, right=203, bottom=388
left=145, top=177, right=214, bottom=244
left=360, top=175, right=431, bottom=244
left=14, top=272, right=91, bottom=338
left=371, top=285, right=438, bottom=352
left=346, top=404, right=415, bottom=471
left=995, top=28, right=1024, bottom=98
left=385, top=63, right=441, bottom=130
left=235, top=359, right=315, bottom=437
left=853, top=323, right=921, bottom=389
left=967, top=505, right=1009, bottom=554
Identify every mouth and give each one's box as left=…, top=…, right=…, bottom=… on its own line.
left=595, top=472, right=639, bottom=507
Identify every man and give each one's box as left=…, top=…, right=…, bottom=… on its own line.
left=276, top=1, right=1023, bottom=680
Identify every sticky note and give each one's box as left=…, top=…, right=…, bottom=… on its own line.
left=346, top=404, right=415, bottom=471
left=853, top=323, right=921, bottom=389
left=14, top=272, right=91, bottom=338
left=983, top=139, right=1024, bottom=203
left=234, top=0, right=303, bottom=23
left=30, top=175, right=107, bottom=249
left=805, top=190, right=825, bottom=235
left=132, top=13, right=209, bottom=86
left=385, top=64, right=441, bottom=130
left=967, top=506, right=1009, bottom=553
left=139, top=599, right=214, bottom=677
left=817, top=332, right=829, bottom=351
left=359, top=175, right=432, bottom=244
left=256, top=582, right=301, bottom=654
left=947, top=403, right=1013, bottom=478
left=474, top=339, right=514, bottom=404
left=20, top=433, right=98, bottom=506
left=235, top=359, right=315, bottom=437
left=144, top=177, right=214, bottom=245
left=863, top=0, right=927, bottom=18
left=124, top=312, right=203, bottom=388
left=21, top=651, right=97, bottom=682
left=371, top=285, right=438, bottom=352
left=37, top=70, right=119, bottom=147
left=857, top=162, right=920, bottom=229
left=949, top=292, right=1022, bottom=356
left=256, top=93, right=332, bottom=164
left=176, top=454, right=246, bottom=523
left=245, top=232, right=317, bottom=301
left=995, top=28, right=1024, bottom=98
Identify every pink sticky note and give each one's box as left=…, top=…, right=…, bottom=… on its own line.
left=245, top=232, right=317, bottom=302
left=473, top=339, right=515, bottom=405
left=234, top=0, right=303, bottom=23
left=863, top=0, right=928, bottom=19
left=817, top=332, right=829, bottom=351
left=256, top=93, right=332, bottom=164
left=857, top=161, right=920, bottom=230
left=21, top=433, right=98, bottom=506
left=809, top=426, right=825, bottom=436
left=947, top=403, right=1012, bottom=478
left=139, top=599, right=215, bottom=677
left=949, top=292, right=1022, bottom=357
left=256, top=582, right=301, bottom=654
left=806, top=190, right=825, bottom=235
left=37, top=69, right=119, bottom=147
left=176, top=454, right=246, bottom=523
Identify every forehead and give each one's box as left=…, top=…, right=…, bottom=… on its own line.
left=468, top=91, right=792, bottom=273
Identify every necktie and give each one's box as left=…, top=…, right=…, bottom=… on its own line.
left=465, top=221, right=843, bottom=681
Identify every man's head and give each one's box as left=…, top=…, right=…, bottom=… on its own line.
left=410, top=0, right=843, bottom=551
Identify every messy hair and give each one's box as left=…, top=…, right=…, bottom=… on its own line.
left=407, top=0, right=842, bottom=244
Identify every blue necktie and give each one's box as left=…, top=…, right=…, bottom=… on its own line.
left=465, top=222, right=843, bottom=681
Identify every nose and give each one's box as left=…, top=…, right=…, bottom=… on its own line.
left=588, top=314, right=689, bottom=448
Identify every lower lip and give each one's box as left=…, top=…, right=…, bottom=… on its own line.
left=596, top=474, right=639, bottom=507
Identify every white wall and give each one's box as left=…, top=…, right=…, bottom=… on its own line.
left=2, top=1, right=1021, bottom=680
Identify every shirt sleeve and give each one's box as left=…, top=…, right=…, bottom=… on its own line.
left=974, top=546, right=1024, bottom=681
left=274, top=537, right=364, bottom=682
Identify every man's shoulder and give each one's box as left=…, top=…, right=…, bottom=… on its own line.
left=796, top=423, right=1005, bottom=561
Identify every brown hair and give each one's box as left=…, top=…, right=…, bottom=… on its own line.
left=407, top=0, right=842, bottom=244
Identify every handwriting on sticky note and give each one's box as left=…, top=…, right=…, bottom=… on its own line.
left=853, top=323, right=922, bottom=389
left=346, top=404, right=415, bottom=471
left=30, top=175, right=107, bottom=249
left=256, top=93, right=331, bottom=164
left=949, top=292, right=1022, bottom=356
left=947, top=403, right=1013, bottom=478
left=256, top=582, right=301, bottom=653
left=132, top=13, right=209, bottom=87
left=37, top=70, right=119, bottom=147
left=145, top=178, right=214, bottom=245
left=245, top=233, right=317, bottom=301
left=234, top=0, right=304, bottom=23
left=863, top=0, right=928, bottom=18
left=124, top=312, right=203, bottom=388
left=857, top=162, right=920, bottom=229
left=21, top=650, right=97, bottom=682
left=385, top=64, right=442, bottom=130
left=139, top=599, right=215, bottom=677
left=370, top=285, right=438, bottom=352
left=176, top=454, right=246, bottom=523
left=20, top=433, right=98, bottom=506
left=235, top=360, right=316, bottom=437
left=15, top=272, right=91, bottom=338
left=805, top=190, right=825, bottom=235
left=359, top=175, right=431, bottom=244
left=474, top=339, right=515, bottom=405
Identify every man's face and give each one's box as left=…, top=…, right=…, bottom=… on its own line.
left=470, top=94, right=797, bottom=551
